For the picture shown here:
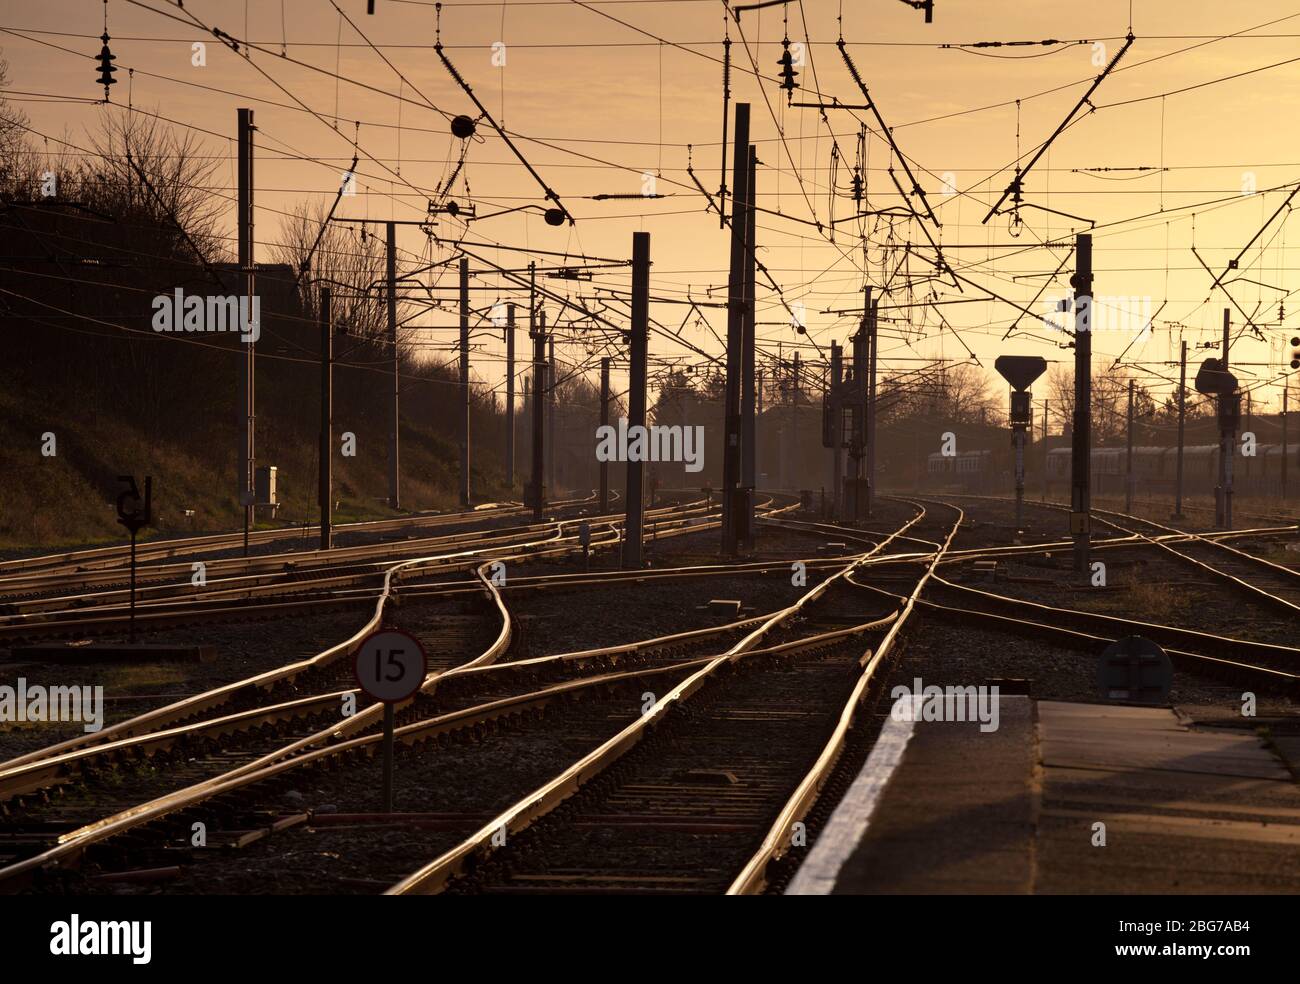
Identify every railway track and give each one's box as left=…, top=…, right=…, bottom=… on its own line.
left=0, top=494, right=919, bottom=893
left=1086, top=506, right=1300, bottom=617
left=0, top=498, right=656, bottom=628
left=7, top=492, right=1291, bottom=895
left=385, top=496, right=957, bottom=895
left=0, top=498, right=817, bottom=864
left=0, top=493, right=808, bottom=775
left=0, top=611, right=770, bottom=882
left=0, top=497, right=596, bottom=579
left=0, top=497, right=720, bottom=641
left=932, top=493, right=1300, bottom=617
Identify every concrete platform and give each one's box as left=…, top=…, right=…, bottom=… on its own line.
left=788, top=698, right=1300, bottom=894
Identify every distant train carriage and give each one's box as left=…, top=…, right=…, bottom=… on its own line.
left=1046, top=443, right=1299, bottom=499
left=926, top=450, right=995, bottom=493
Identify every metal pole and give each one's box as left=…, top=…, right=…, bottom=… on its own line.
left=319, top=287, right=332, bottom=551
left=237, top=108, right=255, bottom=556
left=850, top=298, right=868, bottom=521
left=1014, top=428, right=1025, bottom=533
left=1071, top=233, right=1093, bottom=573
left=1283, top=380, right=1289, bottom=503
left=531, top=306, right=546, bottom=523
left=1041, top=400, right=1049, bottom=503
left=741, top=146, right=757, bottom=548
left=1220, top=308, right=1233, bottom=529
left=1246, top=389, right=1253, bottom=483
left=599, top=357, right=610, bottom=513
left=831, top=341, right=843, bottom=519
left=722, top=102, right=750, bottom=554
left=1175, top=340, right=1186, bottom=518
left=386, top=221, right=400, bottom=509
left=459, top=256, right=471, bottom=507
left=548, top=336, right=557, bottom=496
left=381, top=703, right=395, bottom=813
left=523, top=374, right=532, bottom=499
left=866, top=294, right=878, bottom=517
left=1125, top=378, right=1135, bottom=512
left=785, top=350, right=795, bottom=488
left=505, top=303, right=515, bottom=488
left=623, top=231, right=650, bottom=569
left=1216, top=310, right=1228, bottom=525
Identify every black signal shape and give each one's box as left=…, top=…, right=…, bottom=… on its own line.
left=1289, top=336, right=1300, bottom=370
left=96, top=33, right=117, bottom=101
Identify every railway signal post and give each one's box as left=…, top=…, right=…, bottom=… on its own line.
left=1216, top=309, right=1231, bottom=528
left=994, top=355, right=1046, bottom=538
left=115, top=475, right=152, bottom=643
left=1194, top=345, right=1238, bottom=530
left=353, top=630, right=427, bottom=814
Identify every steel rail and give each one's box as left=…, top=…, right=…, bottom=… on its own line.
left=0, top=496, right=596, bottom=577
left=0, top=496, right=787, bottom=776
left=0, top=551, right=513, bottom=887
left=954, top=493, right=1300, bottom=617
left=0, top=577, right=855, bottom=887
left=726, top=498, right=965, bottom=895
left=0, top=521, right=560, bottom=772
left=849, top=576, right=1300, bottom=695
left=0, top=657, right=695, bottom=890
left=0, top=598, right=779, bottom=806
left=0, top=495, right=686, bottom=600
left=385, top=500, right=933, bottom=895
left=927, top=574, right=1300, bottom=669
left=0, top=498, right=720, bottom=637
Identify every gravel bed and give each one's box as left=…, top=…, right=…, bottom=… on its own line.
left=46, top=668, right=692, bottom=895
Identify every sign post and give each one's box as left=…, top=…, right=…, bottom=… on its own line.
left=1194, top=356, right=1239, bottom=531
left=353, top=629, right=428, bottom=813
left=1098, top=636, right=1172, bottom=704
left=994, top=356, right=1047, bottom=539
left=115, top=475, right=152, bottom=642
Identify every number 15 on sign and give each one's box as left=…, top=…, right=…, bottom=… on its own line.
left=353, top=630, right=428, bottom=812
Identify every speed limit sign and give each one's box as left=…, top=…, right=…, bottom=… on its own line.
left=353, top=629, right=427, bottom=703
left=354, top=629, right=427, bottom=813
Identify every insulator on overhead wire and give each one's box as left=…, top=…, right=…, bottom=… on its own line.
left=96, top=33, right=117, bottom=101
